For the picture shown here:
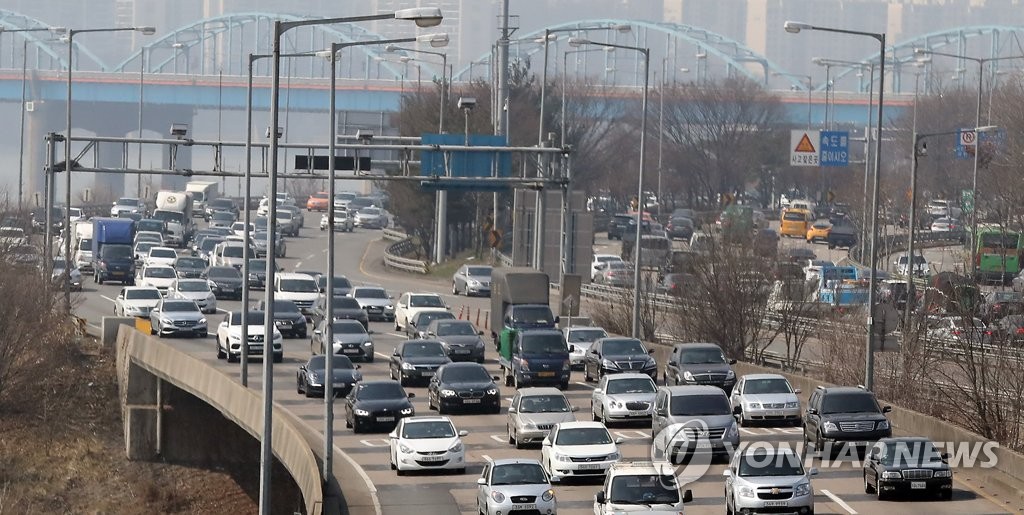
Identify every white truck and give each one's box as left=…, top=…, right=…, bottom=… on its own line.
left=73, top=221, right=95, bottom=272
left=185, top=181, right=219, bottom=218
left=153, top=191, right=194, bottom=247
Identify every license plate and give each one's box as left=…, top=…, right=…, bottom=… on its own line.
left=421, top=371, right=434, bottom=377
left=418, top=455, right=446, bottom=462
left=763, top=501, right=788, bottom=507
left=694, top=441, right=712, bottom=448
left=377, top=416, right=395, bottom=422
left=911, top=481, right=926, bottom=489
left=463, top=399, right=481, bottom=404
left=768, top=410, right=783, bottom=416
left=454, top=349, right=471, bottom=354
left=628, top=410, right=648, bottom=416
left=512, top=505, right=535, bottom=511
left=343, top=349, right=360, bottom=354
left=538, top=371, right=556, bottom=377
left=577, top=463, right=602, bottom=470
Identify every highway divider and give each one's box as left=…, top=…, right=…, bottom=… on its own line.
left=382, top=229, right=429, bottom=274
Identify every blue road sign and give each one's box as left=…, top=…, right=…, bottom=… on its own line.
left=819, top=131, right=849, bottom=167
left=955, top=128, right=1006, bottom=159
left=420, top=133, right=512, bottom=178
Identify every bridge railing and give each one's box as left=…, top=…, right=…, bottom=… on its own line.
left=382, top=229, right=429, bottom=275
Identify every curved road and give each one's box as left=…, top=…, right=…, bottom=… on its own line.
left=73, top=213, right=1009, bottom=515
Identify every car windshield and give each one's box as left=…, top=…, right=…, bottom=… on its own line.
left=212, top=212, right=234, bottom=221
left=135, top=242, right=156, bottom=253
left=161, top=301, right=197, bottom=312
left=53, top=258, right=68, bottom=269
left=441, top=365, right=492, bottom=383
left=125, top=289, right=161, bottom=300
left=490, top=463, right=548, bottom=486
left=359, top=208, right=380, bottom=216
left=670, top=394, right=730, bottom=416
left=319, top=276, right=352, bottom=290
left=208, top=267, right=240, bottom=280
left=176, top=258, right=205, bottom=268
left=201, top=239, right=224, bottom=252
left=307, top=355, right=354, bottom=370
left=602, top=338, right=646, bottom=355
left=402, top=421, right=456, bottom=439
left=152, top=210, right=183, bottom=224
left=434, top=321, right=476, bottom=336
left=145, top=267, right=175, bottom=278
left=466, top=267, right=492, bottom=276
left=880, top=441, right=944, bottom=467
left=355, top=288, right=387, bottom=299
left=280, top=278, right=318, bottom=292
left=229, top=312, right=267, bottom=325
left=332, top=320, right=366, bottom=334
left=606, top=378, right=657, bottom=395
left=521, top=334, right=566, bottom=354
left=402, top=342, right=446, bottom=358
left=511, top=307, right=554, bottom=325
left=356, top=382, right=406, bottom=400
left=177, top=281, right=210, bottom=292
left=102, top=245, right=133, bottom=259
left=222, top=246, right=245, bottom=258
left=150, top=249, right=176, bottom=258
left=739, top=451, right=805, bottom=477
left=554, top=427, right=612, bottom=445
left=567, top=329, right=607, bottom=343
left=519, top=395, right=570, bottom=413
left=820, top=393, right=881, bottom=414
left=783, top=212, right=806, bottom=221
left=416, top=312, right=455, bottom=326
left=609, top=474, right=680, bottom=504
left=409, top=295, right=445, bottom=308
left=333, top=297, right=360, bottom=309
left=743, top=378, right=793, bottom=395
left=679, top=348, right=726, bottom=364
left=249, top=260, right=268, bottom=272
left=116, top=198, right=138, bottom=206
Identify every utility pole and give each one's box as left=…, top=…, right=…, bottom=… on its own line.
left=494, top=0, right=510, bottom=246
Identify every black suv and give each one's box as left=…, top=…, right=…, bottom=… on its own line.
left=803, top=386, right=892, bottom=457
left=863, top=437, right=953, bottom=500
left=664, top=343, right=737, bottom=392
left=582, top=337, right=657, bottom=381
left=607, top=214, right=633, bottom=240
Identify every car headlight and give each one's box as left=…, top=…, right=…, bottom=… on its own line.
left=399, top=443, right=412, bottom=454
left=881, top=471, right=902, bottom=479
left=562, top=359, right=570, bottom=371
left=523, top=421, right=537, bottom=429
left=229, top=334, right=241, bottom=341
left=725, top=423, right=738, bottom=438
left=794, top=482, right=811, bottom=496
left=363, top=341, right=373, bottom=347
left=747, top=402, right=762, bottom=409
left=401, top=362, right=415, bottom=370
left=385, top=304, right=394, bottom=310
left=440, top=389, right=456, bottom=397
left=541, top=489, right=555, bottom=502
left=785, top=402, right=799, bottom=409
left=822, top=421, right=838, bottom=433
left=738, top=486, right=755, bottom=498
left=354, top=409, right=369, bottom=417
left=448, top=441, right=463, bottom=453
left=934, top=470, right=952, bottom=478
left=644, top=357, right=656, bottom=367
left=249, top=273, right=258, bottom=280
left=490, top=491, right=505, bottom=503
left=468, top=280, right=479, bottom=286
left=553, top=452, right=570, bottom=461
left=160, top=318, right=173, bottom=325
left=607, top=451, right=620, bottom=460
left=726, top=370, right=735, bottom=379
left=877, top=420, right=890, bottom=430
left=400, top=407, right=414, bottom=415
left=608, top=398, right=623, bottom=409
left=682, top=371, right=694, bottom=381
left=486, top=388, right=498, bottom=395
left=273, top=333, right=283, bottom=342
left=198, top=318, right=207, bottom=325
left=602, top=359, right=617, bottom=369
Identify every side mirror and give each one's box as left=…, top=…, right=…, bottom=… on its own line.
left=492, top=376, right=500, bottom=381
left=615, top=437, right=624, bottom=444
left=478, top=331, right=484, bottom=336
left=548, top=476, right=560, bottom=484
left=722, top=469, right=732, bottom=477
left=648, top=348, right=655, bottom=354
left=367, top=330, right=374, bottom=334
left=809, top=467, right=819, bottom=476
left=314, top=330, right=322, bottom=335
left=683, top=490, right=693, bottom=503
left=427, top=331, right=436, bottom=336
left=476, top=478, right=486, bottom=486
left=507, top=407, right=517, bottom=414
left=388, top=431, right=397, bottom=439
left=407, top=393, right=416, bottom=399
left=807, top=408, right=818, bottom=415
left=355, top=365, right=361, bottom=369
left=728, top=359, right=737, bottom=364
left=392, top=351, right=400, bottom=356
left=458, top=430, right=469, bottom=437
left=593, top=389, right=603, bottom=394
left=542, top=438, right=551, bottom=446
left=941, top=452, right=950, bottom=461
left=554, top=316, right=560, bottom=324
left=571, top=406, right=580, bottom=412
left=794, top=388, right=802, bottom=394
left=733, top=405, right=742, bottom=415
left=568, top=345, right=576, bottom=353
left=595, top=492, right=606, bottom=504
left=882, top=406, right=892, bottom=413
left=668, top=360, right=677, bottom=366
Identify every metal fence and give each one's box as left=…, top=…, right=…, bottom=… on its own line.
left=382, top=229, right=429, bottom=274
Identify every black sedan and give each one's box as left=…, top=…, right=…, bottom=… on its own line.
left=583, top=337, right=658, bottom=381
left=343, top=380, right=415, bottom=433
left=254, top=298, right=308, bottom=338
left=173, top=256, right=208, bottom=279
left=389, top=339, right=451, bottom=386
left=426, top=362, right=501, bottom=415
left=427, top=319, right=487, bottom=363
left=246, top=258, right=282, bottom=289
left=406, top=309, right=457, bottom=338
left=311, top=295, right=369, bottom=328
left=863, top=437, right=953, bottom=500
left=296, top=355, right=362, bottom=398
left=203, top=265, right=243, bottom=300
left=317, top=275, right=353, bottom=296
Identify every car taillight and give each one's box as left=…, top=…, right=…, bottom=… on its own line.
left=1015, top=327, right=1024, bottom=335
left=984, top=330, right=993, bottom=335
left=952, top=330, right=961, bottom=335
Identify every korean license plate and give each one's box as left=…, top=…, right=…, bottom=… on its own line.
left=463, top=398, right=481, bottom=404
left=454, top=349, right=471, bottom=354
left=377, top=416, right=395, bottom=422
left=538, top=371, right=556, bottom=377
left=418, top=455, right=445, bottom=462
left=343, top=349, right=360, bottom=354
left=694, top=441, right=712, bottom=448
left=911, top=481, right=926, bottom=489
left=768, top=410, right=783, bottom=416
left=512, top=505, right=535, bottom=511
left=577, top=463, right=602, bottom=470
left=628, top=410, right=648, bottom=416
left=421, top=371, right=434, bottom=377
left=763, top=501, right=788, bottom=507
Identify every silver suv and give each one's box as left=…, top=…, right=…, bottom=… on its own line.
left=652, top=385, right=740, bottom=462
left=724, top=446, right=817, bottom=514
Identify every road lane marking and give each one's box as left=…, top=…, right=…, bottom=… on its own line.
left=481, top=454, right=492, bottom=462
left=374, top=352, right=391, bottom=360
left=613, top=430, right=650, bottom=440
left=295, top=261, right=303, bottom=268
left=359, top=439, right=391, bottom=447
left=101, top=295, right=116, bottom=303
left=305, top=253, right=317, bottom=260
left=574, top=381, right=595, bottom=389
left=489, top=435, right=508, bottom=443
left=388, top=332, right=406, bottom=338
left=821, top=490, right=857, bottom=514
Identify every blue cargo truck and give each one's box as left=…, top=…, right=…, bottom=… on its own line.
left=91, top=218, right=136, bottom=285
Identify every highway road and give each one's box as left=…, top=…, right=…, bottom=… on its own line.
left=72, top=212, right=1010, bottom=515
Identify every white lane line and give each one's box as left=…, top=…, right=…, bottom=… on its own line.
left=821, top=489, right=857, bottom=514
left=387, top=332, right=407, bottom=338
left=574, top=381, right=595, bottom=389
left=295, top=261, right=303, bottom=268
left=374, top=351, right=391, bottom=360
left=481, top=454, right=492, bottom=462
left=100, top=295, right=116, bottom=303
left=305, top=253, right=317, bottom=260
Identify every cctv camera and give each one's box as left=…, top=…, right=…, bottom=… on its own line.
left=458, top=97, right=477, bottom=110
left=356, top=129, right=375, bottom=142
left=266, top=126, right=283, bottom=138
left=169, top=123, right=188, bottom=138
left=917, top=142, right=928, bottom=157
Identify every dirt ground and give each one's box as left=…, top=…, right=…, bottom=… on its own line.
left=0, top=342, right=257, bottom=514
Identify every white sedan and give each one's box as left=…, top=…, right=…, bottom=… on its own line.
left=138, top=265, right=177, bottom=293
left=145, top=246, right=178, bottom=268
left=591, top=254, right=623, bottom=281
left=113, top=286, right=163, bottom=318
left=541, top=421, right=621, bottom=480
left=168, top=279, right=218, bottom=314
left=388, top=416, right=468, bottom=475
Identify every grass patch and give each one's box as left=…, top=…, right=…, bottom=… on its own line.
left=429, top=250, right=488, bottom=279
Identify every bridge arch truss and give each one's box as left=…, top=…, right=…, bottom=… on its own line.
left=0, top=9, right=107, bottom=71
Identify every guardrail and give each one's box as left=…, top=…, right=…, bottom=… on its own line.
left=496, top=250, right=513, bottom=267
left=382, top=230, right=429, bottom=275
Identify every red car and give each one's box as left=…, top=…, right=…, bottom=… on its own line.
left=306, top=191, right=329, bottom=211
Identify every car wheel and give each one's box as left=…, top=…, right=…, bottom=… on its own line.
left=352, top=420, right=363, bottom=434
left=863, top=472, right=875, bottom=494
left=273, top=354, right=283, bottom=364
left=396, top=467, right=406, bottom=477
left=297, top=379, right=304, bottom=395
left=437, top=400, right=447, bottom=415
left=365, top=355, right=374, bottom=364
left=227, top=351, right=239, bottom=363
left=304, top=383, right=315, bottom=398
left=583, top=365, right=592, bottom=382
left=875, top=480, right=886, bottom=500
left=941, top=489, right=953, bottom=501
left=452, top=283, right=459, bottom=295
left=507, top=425, right=515, bottom=445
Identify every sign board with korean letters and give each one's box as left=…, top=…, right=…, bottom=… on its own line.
left=790, top=130, right=820, bottom=167
left=819, top=131, right=849, bottom=167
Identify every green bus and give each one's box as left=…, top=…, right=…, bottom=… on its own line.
left=973, top=225, right=1022, bottom=284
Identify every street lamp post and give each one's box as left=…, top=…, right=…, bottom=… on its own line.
left=771, top=71, right=812, bottom=129
left=570, top=37, right=649, bottom=339
left=913, top=48, right=1024, bottom=274
left=263, top=10, right=442, bottom=513
left=656, top=62, right=689, bottom=219
left=64, top=25, right=155, bottom=310
left=785, top=20, right=885, bottom=391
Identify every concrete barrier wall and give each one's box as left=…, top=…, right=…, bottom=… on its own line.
left=116, top=326, right=326, bottom=515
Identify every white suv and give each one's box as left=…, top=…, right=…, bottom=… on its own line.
left=275, top=273, right=320, bottom=314
left=723, top=447, right=817, bottom=515
left=594, top=461, right=693, bottom=514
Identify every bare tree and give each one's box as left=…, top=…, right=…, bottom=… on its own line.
left=762, top=278, right=819, bottom=369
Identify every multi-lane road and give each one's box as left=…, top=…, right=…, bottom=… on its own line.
left=72, top=212, right=1009, bottom=515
